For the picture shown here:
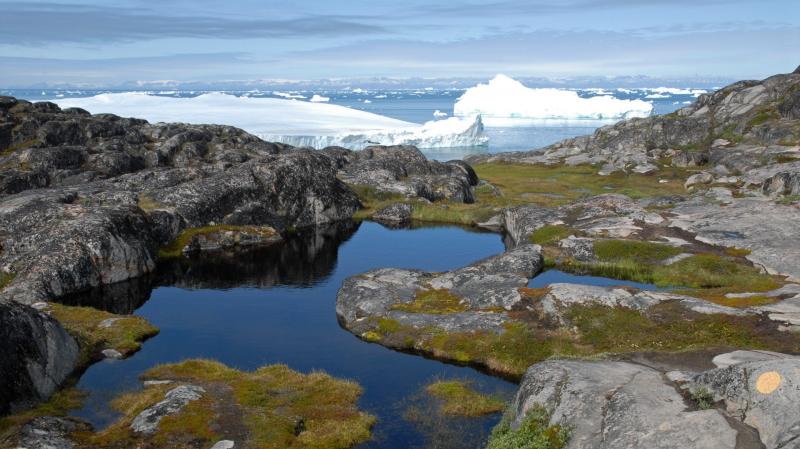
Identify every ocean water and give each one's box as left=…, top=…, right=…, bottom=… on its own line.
left=5, top=86, right=702, bottom=156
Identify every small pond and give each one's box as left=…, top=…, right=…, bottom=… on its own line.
left=63, top=220, right=515, bottom=449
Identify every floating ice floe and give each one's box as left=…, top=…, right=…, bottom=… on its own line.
left=272, top=91, right=306, bottom=99
left=454, top=74, right=653, bottom=124
left=53, top=92, right=488, bottom=151
left=433, top=110, right=448, bottom=119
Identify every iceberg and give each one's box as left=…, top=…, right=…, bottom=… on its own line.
left=309, top=94, right=330, bottom=103
left=454, top=74, right=653, bottom=124
left=53, top=92, right=488, bottom=151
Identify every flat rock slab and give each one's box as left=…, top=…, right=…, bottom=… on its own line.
left=511, top=359, right=738, bottom=449
left=671, top=197, right=800, bottom=281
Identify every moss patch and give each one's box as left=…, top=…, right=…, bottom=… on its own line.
left=0, top=138, right=40, bottom=156
left=0, top=272, right=15, bottom=291
left=529, top=225, right=576, bottom=245
left=487, top=406, right=570, bottom=449
left=594, top=239, right=682, bottom=265
left=390, top=289, right=468, bottom=314
left=425, top=380, right=505, bottom=416
left=366, top=298, right=800, bottom=379
left=0, top=388, right=86, bottom=444
left=47, top=304, right=159, bottom=365
left=158, top=224, right=279, bottom=259
left=75, top=360, right=374, bottom=449
left=350, top=162, right=693, bottom=227
left=137, top=194, right=167, bottom=212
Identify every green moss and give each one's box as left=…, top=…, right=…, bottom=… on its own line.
left=717, top=124, right=744, bottom=144
left=142, top=360, right=375, bottom=449
left=0, top=272, right=15, bottom=291
left=0, top=138, right=40, bottom=156
left=690, top=387, right=715, bottom=410
left=747, top=108, right=780, bottom=128
left=594, top=239, right=682, bottom=265
left=158, top=224, right=278, bottom=259
left=48, top=303, right=159, bottom=365
left=529, top=225, right=576, bottom=245
left=137, top=194, right=166, bottom=212
left=653, top=254, right=780, bottom=291
left=425, top=380, right=505, bottom=416
left=778, top=194, right=800, bottom=205
left=0, top=388, right=86, bottom=443
left=390, top=289, right=468, bottom=314
left=567, top=301, right=796, bottom=353
left=350, top=163, right=693, bottom=227
left=487, top=406, right=570, bottom=449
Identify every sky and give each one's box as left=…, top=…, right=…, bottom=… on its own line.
left=1, top=0, right=798, bottom=87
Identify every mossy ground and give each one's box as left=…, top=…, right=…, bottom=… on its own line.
left=158, top=225, right=279, bottom=258
left=486, top=406, right=570, bottom=449
left=548, top=238, right=783, bottom=308
left=366, top=297, right=800, bottom=379
left=390, top=289, right=468, bottom=314
left=47, top=303, right=159, bottom=365
left=528, top=225, right=577, bottom=245
left=74, top=359, right=375, bottom=449
left=0, top=271, right=15, bottom=291
left=425, top=380, right=505, bottom=416
left=351, top=162, right=693, bottom=226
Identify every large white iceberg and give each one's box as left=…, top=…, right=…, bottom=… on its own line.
left=454, top=74, right=653, bottom=124
left=53, top=92, right=488, bottom=151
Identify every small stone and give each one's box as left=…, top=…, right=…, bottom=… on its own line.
left=684, top=172, right=714, bottom=189
left=101, top=349, right=123, bottom=359
left=143, top=380, right=174, bottom=386
left=210, top=441, right=235, bottom=449
left=98, top=318, right=120, bottom=329
left=131, top=385, right=205, bottom=434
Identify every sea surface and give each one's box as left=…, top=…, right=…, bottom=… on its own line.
left=5, top=86, right=705, bottom=156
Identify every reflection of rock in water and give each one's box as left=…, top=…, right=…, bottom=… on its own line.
left=59, top=220, right=360, bottom=314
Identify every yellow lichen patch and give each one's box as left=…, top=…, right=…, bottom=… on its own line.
left=756, top=371, right=782, bottom=394
left=390, top=289, right=468, bottom=314
left=137, top=194, right=167, bottom=212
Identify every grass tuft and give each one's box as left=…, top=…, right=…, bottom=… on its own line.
left=486, top=406, right=570, bottom=449
left=425, top=380, right=505, bottom=416
left=529, top=225, right=575, bottom=245
left=47, top=303, right=159, bottom=365
left=690, top=387, right=715, bottom=410
left=390, top=289, right=468, bottom=314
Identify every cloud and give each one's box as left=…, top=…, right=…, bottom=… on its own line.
left=0, top=53, right=257, bottom=86
left=0, top=2, right=389, bottom=44
left=286, top=24, right=800, bottom=78
left=414, top=0, right=772, bottom=16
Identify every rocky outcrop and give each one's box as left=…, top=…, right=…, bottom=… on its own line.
left=16, top=416, right=89, bottom=449
left=692, top=356, right=800, bottom=449
left=131, top=385, right=206, bottom=435
left=0, top=301, right=79, bottom=415
left=371, top=202, right=413, bottom=225
left=509, top=359, right=739, bottom=449
left=0, top=97, right=362, bottom=306
left=321, top=145, right=478, bottom=203
left=507, top=351, right=800, bottom=449
left=336, top=244, right=544, bottom=335
left=484, top=194, right=664, bottom=246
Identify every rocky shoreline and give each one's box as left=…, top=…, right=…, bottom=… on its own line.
left=2, top=65, right=800, bottom=449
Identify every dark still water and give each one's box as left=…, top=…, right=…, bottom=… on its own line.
left=63, top=220, right=515, bottom=449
